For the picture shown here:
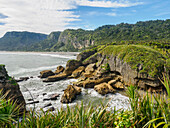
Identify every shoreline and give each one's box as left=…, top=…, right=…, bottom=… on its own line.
left=0, top=51, right=80, bottom=56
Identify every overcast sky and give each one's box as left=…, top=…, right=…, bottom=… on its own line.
left=0, top=0, right=169, bottom=37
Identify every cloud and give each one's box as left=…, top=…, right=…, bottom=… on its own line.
left=106, top=12, right=117, bottom=16
left=0, top=0, right=143, bottom=37
left=76, top=0, right=143, bottom=8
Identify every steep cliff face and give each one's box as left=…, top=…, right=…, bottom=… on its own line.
left=0, top=65, right=26, bottom=111
left=56, top=29, right=94, bottom=51
left=78, top=45, right=168, bottom=90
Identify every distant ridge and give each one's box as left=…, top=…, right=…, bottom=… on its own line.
left=0, top=19, right=169, bottom=52
left=0, top=31, right=47, bottom=51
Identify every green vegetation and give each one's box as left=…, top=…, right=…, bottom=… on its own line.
left=0, top=74, right=169, bottom=127
left=0, top=19, right=169, bottom=52
left=0, top=31, right=47, bottom=51
left=100, top=45, right=166, bottom=77
left=8, top=77, right=18, bottom=86
left=0, top=90, right=21, bottom=127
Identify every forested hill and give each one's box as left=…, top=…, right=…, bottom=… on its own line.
left=0, top=31, right=47, bottom=51
left=0, top=19, right=169, bottom=51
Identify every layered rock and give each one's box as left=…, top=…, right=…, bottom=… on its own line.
left=54, top=66, right=65, bottom=74
left=40, top=70, right=55, bottom=78
left=0, top=65, right=26, bottom=112
left=61, top=85, right=81, bottom=103
left=94, top=83, right=115, bottom=95
left=43, top=73, right=68, bottom=82
left=71, top=66, right=85, bottom=78
left=63, top=59, right=82, bottom=75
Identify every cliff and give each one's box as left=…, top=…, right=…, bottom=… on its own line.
left=0, top=31, right=47, bottom=51
left=0, top=65, right=26, bottom=112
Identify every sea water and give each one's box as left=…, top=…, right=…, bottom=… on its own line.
left=0, top=51, right=130, bottom=111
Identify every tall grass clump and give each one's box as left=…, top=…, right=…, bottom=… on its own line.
left=0, top=90, right=21, bottom=127
left=127, top=74, right=170, bottom=128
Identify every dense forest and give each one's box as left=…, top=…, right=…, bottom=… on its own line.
left=0, top=19, right=169, bottom=52
left=0, top=31, right=47, bottom=51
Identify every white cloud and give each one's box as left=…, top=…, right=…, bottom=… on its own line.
left=106, top=12, right=117, bottom=16
left=76, top=0, right=143, bottom=8
left=0, top=0, right=143, bottom=37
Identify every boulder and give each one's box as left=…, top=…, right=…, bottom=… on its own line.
left=54, top=66, right=65, bottom=74
left=71, top=66, right=85, bottom=78
left=112, top=82, right=124, bottom=89
left=63, top=60, right=81, bottom=75
left=40, top=70, right=55, bottom=78
left=60, top=85, right=81, bottom=103
left=94, top=83, right=115, bottom=95
left=77, top=49, right=97, bottom=62
left=83, top=75, right=114, bottom=88
left=43, top=73, right=67, bottom=82
left=84, top=63, right=96, bottom=78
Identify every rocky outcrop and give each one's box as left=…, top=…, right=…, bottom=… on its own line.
left=61, top=85, right=81, bottom=103
left=63, top=60, right=82, bottom=75
left=40, top=70, right=55, bottom=78
left=71, top=66, right=85, bottom=78
left=0, top=65, right=26, bottom=112
left=94, top=83, right=115, bottom=95
left=43, top=73, right=67, bottom=82
left=54, top=66, right=65, bottom=74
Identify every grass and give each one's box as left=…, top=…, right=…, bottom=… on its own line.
left=100, top=45, right=166, bottom=77
left=0, top=74, right=169, bottom=128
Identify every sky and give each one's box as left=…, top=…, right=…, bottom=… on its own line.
left=0, top=0, right=170, bottom=37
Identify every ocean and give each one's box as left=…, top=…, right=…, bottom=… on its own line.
left=0, top=51, right=130, bottom=112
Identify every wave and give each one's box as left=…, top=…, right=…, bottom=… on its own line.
left=0, top=52, right=76, bottom=59
left=11, top=64, right=64, bottom=76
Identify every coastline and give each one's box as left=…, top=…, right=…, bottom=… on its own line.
left=0, top=51, right=80, bottom=56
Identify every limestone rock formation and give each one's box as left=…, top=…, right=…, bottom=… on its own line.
left=71, top=66, right=85, bottom=78
left=61, top=85, right=81, bottom=103
left=54, top=65, right=65, bottom=74
left=94, top=82, right=115, bottom=95
left=63, top=60, right=81, bottom=75
left=43, top=73, right=67, bottom=82
left=0, top=65, right=26, bottom=112
left=40, top=70, right=55, bottom=78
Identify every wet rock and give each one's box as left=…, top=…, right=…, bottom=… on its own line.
left=94, top=82, right=115, bottom=95
left=61, top=85, right=81, bottom=103
left=42, top=93, right=47, bottom=96
left=27, top=101, right=39, bottom=105
left=112, top=82, right=124, bottom=89
left=27, top=98, right=33, bottom=101
left=40, top=70, right=55, bottom=78
left=71, top=66, right=85, bottom=78
left=50, top=93, right=60, bottom=100
left=43, top=103, right=52, bottom=108
left=54, top=66, right=65, bottom=74
left=63, top=60, right=81, bottom=75
left=83, top=75, right=114, bottom=88
left=43, top=73, right=68, bottom=82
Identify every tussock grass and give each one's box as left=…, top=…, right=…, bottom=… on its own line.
left=0, top=74, right=169, bottom=128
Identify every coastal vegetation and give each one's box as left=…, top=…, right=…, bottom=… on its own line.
left=0, top=74, right=169, bottom=127
left=0, top=19, right=169, bottom=52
